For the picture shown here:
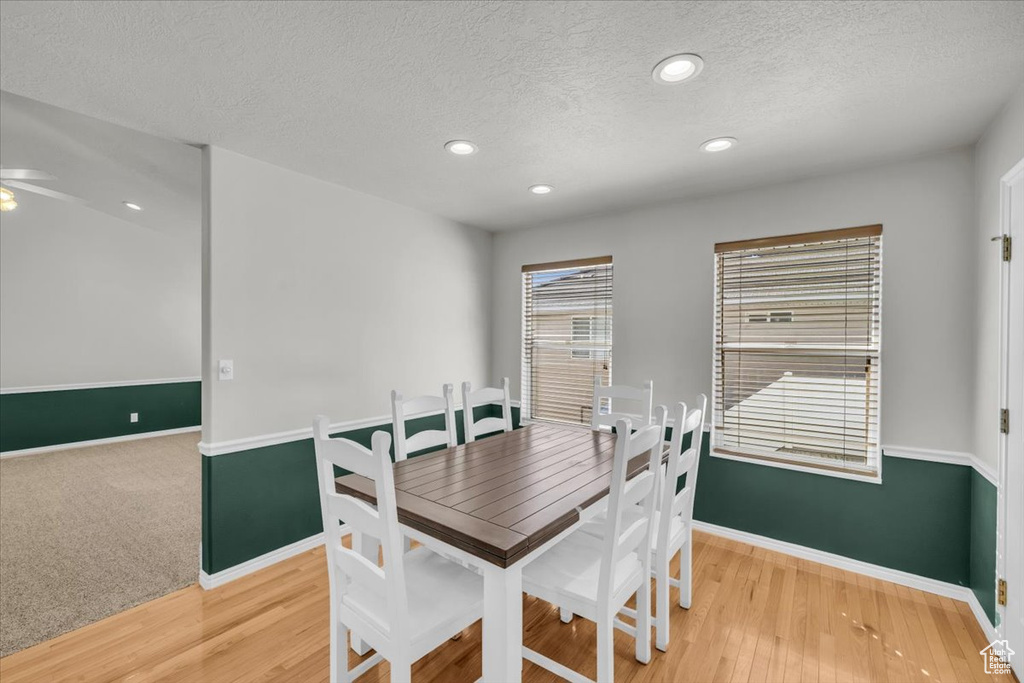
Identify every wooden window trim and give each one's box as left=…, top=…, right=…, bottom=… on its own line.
left=714, top=224, right=882, bottom=254
left=522, top=255, right=613, bottom=273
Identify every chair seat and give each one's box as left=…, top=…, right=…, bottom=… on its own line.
left=523, top=528, right=643, bottom=606
left=580, top=508, right=687, bottom=552
left=342, top=545, right=482, bottom=640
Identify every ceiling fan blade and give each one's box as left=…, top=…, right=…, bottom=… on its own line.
left=0, top=169, right=56, bottom=181
left=4, top=180, right=87, bottom=204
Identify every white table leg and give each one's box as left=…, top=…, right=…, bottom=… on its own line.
left=481, top=562, right=522, bottom=683
left=350, top=530, right=380, bottom=656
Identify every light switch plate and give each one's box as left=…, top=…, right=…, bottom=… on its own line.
left=130, top=412, right=139, bottom=423
left=219, top=359, right=234, bottom=381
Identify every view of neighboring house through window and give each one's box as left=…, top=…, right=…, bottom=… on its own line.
left=522, top=257, right=613, bottom=425
left=712, top=225, right=883, bottom=478
left=571, top=316, right=612, bottom=360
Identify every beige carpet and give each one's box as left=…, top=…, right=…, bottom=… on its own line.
left=0, top=432, right=200, bottom=657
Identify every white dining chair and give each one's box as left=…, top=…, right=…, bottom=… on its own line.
left=391, top=384, right=457, bottom=462
left=461, top=377, right=513, bottom=443
left=521, top=409, right=667, bottom=683
left=579, top=394, right=707, bottom=652
left=312, top=416, right=483, bottom=683
left=591, top=376, right=654, bottom=432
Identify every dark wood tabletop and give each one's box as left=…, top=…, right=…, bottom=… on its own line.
left=335, top=422, right=652, bottom=568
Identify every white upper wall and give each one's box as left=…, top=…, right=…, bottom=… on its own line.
left=973, top=84, right=1024, bottom=469
left=0, top=193, right=200, bottom=387
left=492, top=147, right=976, bottom=454
left=201, top=147, right=492, bottom=444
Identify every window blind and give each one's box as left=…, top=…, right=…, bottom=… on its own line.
left=522, top=256, right=613, bottom=425
left=713, top=225, right=883, bottom=477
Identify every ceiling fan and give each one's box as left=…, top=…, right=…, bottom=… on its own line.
left=0, top=169, right=87, bottom=212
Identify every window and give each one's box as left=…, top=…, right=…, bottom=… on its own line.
left=712, top=225, right=883, bottom=479
left=571, top=316, right=612, bottom=360
left=522, top=257, right=613, bottom=425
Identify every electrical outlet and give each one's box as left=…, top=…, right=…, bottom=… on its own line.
left=130, top=412, right=139, bottom=423
left=219, top=359, right=234, bottom=381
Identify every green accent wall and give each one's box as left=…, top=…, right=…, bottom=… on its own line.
left=969, top=469, right=998, bottom=625
left=693, top=438, right=971, bottom=585
left=0, top=381, right=201, bottom=452
left=203, top=437, right=321, bottom=574
left=201, top=405, right=521, bottom=575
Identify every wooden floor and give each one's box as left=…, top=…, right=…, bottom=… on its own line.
left=0, top=531, right=1009, bottom=683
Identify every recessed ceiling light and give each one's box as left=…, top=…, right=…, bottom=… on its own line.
left=0, top=186, right=17, bottom=212
left=652, top=54, right=704, bottom=84
left=700, top=137, right=736, bottom=153
left=529, top=184, right=553, bottom=195
left=444, top=140, right=478, bottom=156
left=123, top=201, right=143, bottom=211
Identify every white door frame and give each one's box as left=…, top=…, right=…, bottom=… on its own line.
left=996, top=156, right=1024, bottom=645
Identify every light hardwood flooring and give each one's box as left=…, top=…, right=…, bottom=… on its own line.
left=0, top=531, right=1009, bottom=683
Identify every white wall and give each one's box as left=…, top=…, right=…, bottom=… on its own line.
left=0, top=194, right=200, bottom=388
left=201, top=147, right=492, bottom=444
left=492, top=148, right=977, bottom=453
left=972, top=84, right=1024, bottom=470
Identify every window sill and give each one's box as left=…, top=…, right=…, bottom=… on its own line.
left=710, top=448, right=882, bottom=485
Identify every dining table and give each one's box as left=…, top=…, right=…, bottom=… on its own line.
left=335, top=420, right=657, bottom=683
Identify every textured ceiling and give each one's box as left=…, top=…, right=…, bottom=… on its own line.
left=0, top=91, right=200, bottom=236
left=1, top=1, right=1022, bottom=231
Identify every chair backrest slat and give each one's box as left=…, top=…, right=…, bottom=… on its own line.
left=335, top=544, right=387, bottom=591
left=621, top=470, right=656, bottom=508
left=329, top=493, right=382, bottom=539
left=591, top=377, right=654, bottom=431
left=671, top=484, right=694, bottom=517
left=404, top=428, right=449, bottom=455
left=616, top=517, right=650, bottom=557
left=392, top=385, right=457, bottom=461
left=313, top=416, right=409, bottom=641
left=462, top=377, right=513, bottom=442
left=678, top=448, right=697, bottom=475
left=597, top=407, right=667, bottom=597
left=470, top=416, right=507, bottom=436
left=680, top=406, right=704, bottom=435
left=467, top=386, right=505, bottom=403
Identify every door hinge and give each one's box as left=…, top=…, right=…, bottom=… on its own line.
left=993, top=235, right=1012, bottom=261
left=998, top=578, right=1007, bottom=606
left=1000, top=408, right=1009, bottom=434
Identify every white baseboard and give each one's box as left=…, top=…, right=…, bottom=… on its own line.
left=199, top=529, right=339, bottom=590
left=692, top=521, right=997, bottom=639
left=964, top=587, right=999, bottom=644
left=0, top=426, right=201, bottom=459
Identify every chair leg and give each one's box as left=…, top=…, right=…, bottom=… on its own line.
left=331, top=616, right=351, bottom=683
left=655, top=551, right=670, bottom=652
left=559, top=608, right=573, bottom=623
left=350, top=531, right=379, bottom=655
left=679, top=536, right=693, bottom=609
left=635, top=571, right=652, bottom=665
left=597, top=613, right=615, bottom=683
